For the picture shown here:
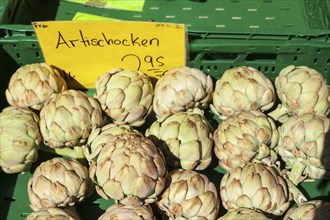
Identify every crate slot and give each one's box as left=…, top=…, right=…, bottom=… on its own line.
left=249, top=25, right=259, bottom=29
left=149, top=6, right=159, bottom=10
left=3, top=197, right=15, bottom=202
left=165, top=15, right=175, bottom=19
left=215, top=7, right=225, bottom=11
left=215, top=24, right=226, bottom=28
left=182, top=7, right=192, bottom=10
left=198, top=16, right=209, bottom=19
left=293, top=56, right=298, bottom=62
left=199, top=64, right=219, bottom=72
left=248, top=8, right=258, bottom=12
left=202, top=53, right=239, bottom=61
left=232, top=16, right=242, bottom=20
left=265, top=17, right=275, bottom=20
left=20, top=213, right=29, bottom=217
left=272, top=66, right=276, bottom=72
left=245, top=53, right=277, bottom=61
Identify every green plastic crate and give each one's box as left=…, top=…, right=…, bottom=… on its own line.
left=1, top=0, right=329, bottom=79
left=1, top=0, right=330, bottom=219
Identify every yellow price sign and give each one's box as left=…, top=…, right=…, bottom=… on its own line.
left=33, top=21, right=187, bottom=89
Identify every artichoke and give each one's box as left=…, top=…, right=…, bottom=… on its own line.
left=26, top=207, right=80, bottom=220
left=220, top=162, right=292, bottom=216
left=82, top=123, right=141, bottom=163
left=277, top=113, right=330, bottom=184
left=157, top=169, right=219, bottom=220
left=0, top=106, right=41, bottom=174
left=269, top=65, right=330, bottom=122
left=210, top=66, right=275, bottom=120
left=94, top=68, right=153, bottom=127
left=213, top=110, right=279, bottom=173
left=98, top=204, right=155, bottom=220
left=5, top=63, right=67, bottom=110
left=283, top=200, right=330, bottom=220
left=39, top=89, right=104, bottom=149
left=218, top=208, right=271, bottom=220
left=153, top=66, right=213, bottom=118
left=89, top=133, right=166, bottom=206
left=28, top=157, right=93, bottom=211
left=145, top=109, right=213, bottom=170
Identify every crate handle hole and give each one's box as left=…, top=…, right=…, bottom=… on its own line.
left=245, top=53, right=277, bottom=61
left=202, top=53, right=239, bottom=61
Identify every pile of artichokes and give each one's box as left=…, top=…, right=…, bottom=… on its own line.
left=1, top=63, right=329, bottom=220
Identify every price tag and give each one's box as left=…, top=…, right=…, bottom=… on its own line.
left=33, top=21, right=187, bottom=88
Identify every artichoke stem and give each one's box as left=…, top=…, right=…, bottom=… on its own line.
left=289, top=160, right=306, bottom=185
left=40, top=145, right=85, bottom=159
left=268, top=104, right=289, bottom=122
left=285, top=176, right=307, bottom=204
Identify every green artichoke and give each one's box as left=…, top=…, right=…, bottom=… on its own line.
left=5, top=63, right=67, bottom=110
left=283, top=200, right=330, bottom=220
left=26, top=207, right=80, bottom=220
left=146, top=110, right=213, bottom=170
left=94, top=68, right=153, bottom=127
left=39, top=89, right=104, bottom=149
left=220, top=162, right=292, bottom=216
left=0, top=106, right=41, bottom=174
left=213, top=110, right=278, bottom=173
left=89, top=133, right=166, bottom=206
left=157, top=169, right=219, bottom=220
left=277, top=113, right=330, bottom=184
left=218, top=208, right=271, bottom=220
left=153, top=66, right=213, bottom=118
left=28, top=157, right=93, bottom=211
left=269, top=65, right=330, bottom=122
left=211, top=66, right=275, bottom=120
left=98, top=204, right=155, bottom=220
left=82, top=123, right=141, bottom=163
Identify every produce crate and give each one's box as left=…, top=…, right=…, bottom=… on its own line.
left=1, top=0, right=330, bottom=219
